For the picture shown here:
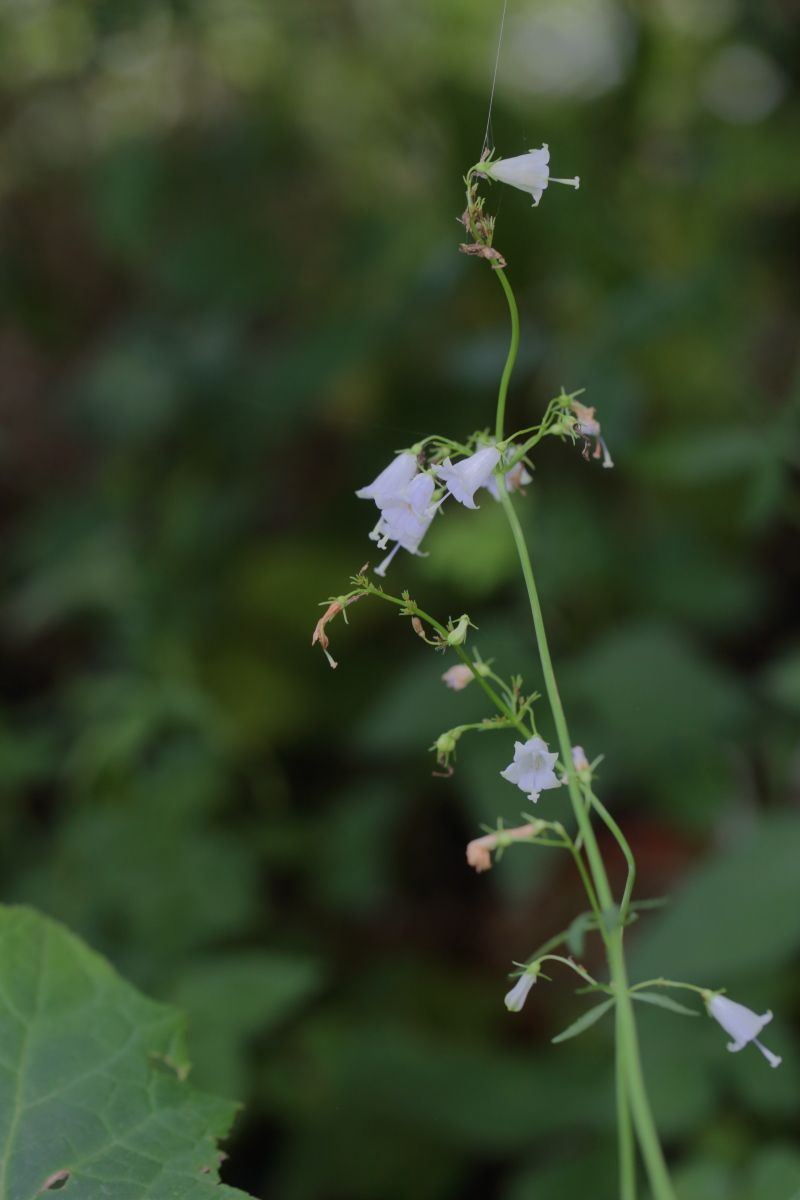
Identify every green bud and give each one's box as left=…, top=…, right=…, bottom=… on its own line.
left=446, top=615, right=472, bottom=646
left=435, top=731, right=458, bottom=757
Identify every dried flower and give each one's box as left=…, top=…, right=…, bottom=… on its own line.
left=482, top=145, right=579, bottom=208
left=705, top=993, right=782, bottom=1068
left=500, top=736, right=561, bottom=803
left=465, top=820, right=547, bottom=873
left=435, top=446, right=501, bottom=509
left=571, top=400, right=614, bottom=469
left=442, top=664, right=474, bottom=691
left=312, top=595, right=361, bottom=669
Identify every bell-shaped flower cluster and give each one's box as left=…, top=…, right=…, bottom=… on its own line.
left=356, top=453, right=440, bottom=576
left=356, top=444, right=505, bottom=575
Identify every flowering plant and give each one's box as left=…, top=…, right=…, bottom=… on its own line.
left=313, top=146, right=780, bottom=1200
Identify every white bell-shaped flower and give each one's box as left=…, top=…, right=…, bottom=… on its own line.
left=707, top=994, right=782, bottom=1068
left=500, top=736, right=561, bottom=803
left=483, top=145, right=579, bottom=207
left=504, top=972, right=536, bottom=1013
left=435, top=446, right=501, bottom=509
left=356, top=452, right=418, bottom=507
left=373, top=473, right=439, bottom=576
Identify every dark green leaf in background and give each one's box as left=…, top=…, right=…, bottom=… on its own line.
left=0, top=906, right=252, bottom=1199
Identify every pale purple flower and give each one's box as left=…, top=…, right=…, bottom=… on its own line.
left=505, top=972, right=536, bottom=1013
left=483, top=145, right=580, bottom=208
left=356, top=452, right=418, bottom=507
left=572, top=746, right=590, bottom=772
left=706, top=994, right=782, bottom=1068
left=373, top=473, right=439, bottom=576
left=500, top=736, right=561, bottom=803
left=435, top=446, right=501, bottom=509
left=442, top=664, right=474, bottom=691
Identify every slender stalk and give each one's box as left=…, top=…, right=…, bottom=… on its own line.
left=588, top=788, right=637, bottom=923
left=360, top=585, right=531, bottom=738
left=629, top=979, right=707, bottom=998
left=493, top=269, right=519, bottom=443
left=616, top=1000, right=638, bottom=1200
left=491, top=269, right=675, bottom=1200
left=567, top=842, right=603, bottom=927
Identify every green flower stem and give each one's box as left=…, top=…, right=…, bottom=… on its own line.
left=616, top=1004, right=638, bottom=1200
left=494, top=269, right=520, bottom=443
left=535, top=954, right=599, bottom=988
left=491, top=268, right=675, bottom=1200
left=566, top=840, right=603, bottom=927
left=360, top=585, right=531, bottom=738
left=629, top=979, right=708, bottom=998
left=587, top=788, right=637, bottom=923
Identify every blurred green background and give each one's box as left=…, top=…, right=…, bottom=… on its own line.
left=1, top=1, right=799, bottom=1196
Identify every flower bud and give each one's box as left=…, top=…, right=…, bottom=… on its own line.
left=446, top=615, right=473, bottom=647
left=504, top=966, right=539, bottom=1013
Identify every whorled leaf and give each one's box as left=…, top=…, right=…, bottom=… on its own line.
left=0, top=906, right=252, bottom=1199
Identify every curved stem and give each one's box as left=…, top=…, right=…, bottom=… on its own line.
left=567, top=842, right=602, bottom=926
left=588, top=788, right=637, bottom=922
left=629, top=979, right=707, bottom=998
left=494, top=269, right=520, bottom=442
left=534, top=954, right=599, bottom=988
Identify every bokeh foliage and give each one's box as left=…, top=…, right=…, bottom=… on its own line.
left=0, top=1, right=798, bottom=1197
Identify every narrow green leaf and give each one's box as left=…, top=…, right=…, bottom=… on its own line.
left=0, top=905, right=253, bottom=1199
left=551, top=998, right=615, bottom=1044
left=629, top=897, right=668, bottom=912
left=632, top=991, right=699, bottom=1017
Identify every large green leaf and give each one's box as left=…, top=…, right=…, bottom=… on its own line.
left=0, top=906, right=251, bottom=1199
left=631, top=816, right=800, bottom=981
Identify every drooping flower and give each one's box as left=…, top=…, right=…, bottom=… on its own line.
left=571, top=400, right=614, bottom=469
left=706, top=993, right=782, bottom=1068
left=505, top=971, right=537, bottom=1013
left=485, top=449, right=533, bottom=500
left=373, top=472, right=439, bottom=576
left=435, top=446, right=501, bottom=509
left=482, top=145, right=580, bottom=208
left=466, top=820, right=547, bottom=873
left=500, top=736, right=561, bottom=803
left=442, top=664, right=474, bottom=691
left=311, top=594, right=362, bottom=670
left=356, top=452, right=418, bottom=507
